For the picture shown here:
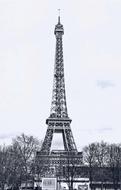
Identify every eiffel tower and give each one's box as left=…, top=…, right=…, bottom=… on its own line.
left=36, top=15, right=82, bottom=178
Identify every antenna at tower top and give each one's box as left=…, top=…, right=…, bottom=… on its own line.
left=58, top=9, right=60, bottom=24
left=58, top=9, right=60, bottom=16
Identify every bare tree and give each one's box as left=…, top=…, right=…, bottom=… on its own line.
left=83, top=143, right=97, bottom=188
left=94, top=141, right=109, bottom=190
left=107, top=144, right=121, bottom=190
left=0, top=145, right=12, bottom=190
left=95, top=141, right=108, bottom=167
left=61, top=154, right=77, bottom=190
left=11, top=134, right=41, bottom=187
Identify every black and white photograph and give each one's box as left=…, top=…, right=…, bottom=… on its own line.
left=0, top=0, right=121, bottom=190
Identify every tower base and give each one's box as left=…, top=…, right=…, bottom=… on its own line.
left=35, top=151, right=83, bottom=179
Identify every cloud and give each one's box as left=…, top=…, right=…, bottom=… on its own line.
left=0, top=133, right=16, bottom=140
left=97, top=80, right=115, bottom=88
left=80, top=127, right=112, bottom=134
left=95, top=127, right=112, bottom=133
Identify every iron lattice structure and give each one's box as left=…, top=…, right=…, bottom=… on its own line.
left=36, top=16, right=82, bottom=178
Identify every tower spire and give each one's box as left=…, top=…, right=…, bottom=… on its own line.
left=58, top=9, right=60, bottom=24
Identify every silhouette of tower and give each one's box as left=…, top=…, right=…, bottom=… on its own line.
left=36, top=15, right=82, bottom=178
left=40, top=16, right=77, bottom=155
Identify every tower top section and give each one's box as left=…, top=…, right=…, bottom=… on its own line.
left=48, top=15, right=69, bottom=120
left=54, top=15, right=64, bottom=36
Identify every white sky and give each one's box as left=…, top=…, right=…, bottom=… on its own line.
left=0, top=0, right=121, bottom=150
